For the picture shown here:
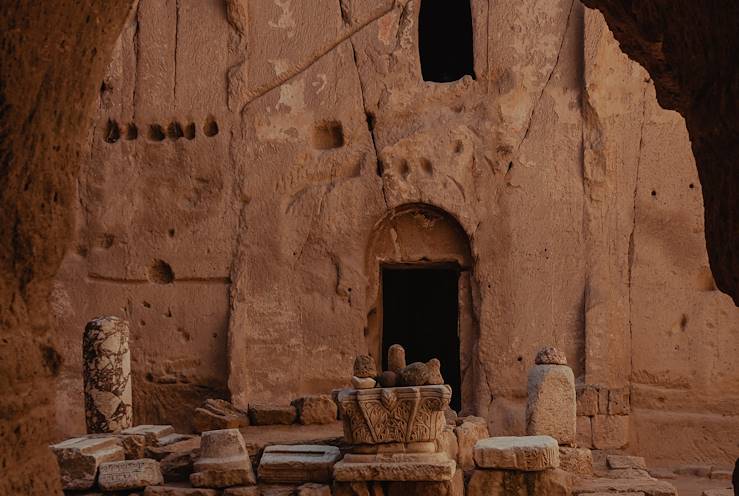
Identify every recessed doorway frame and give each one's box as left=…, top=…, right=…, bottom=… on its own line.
left=364, top=203, right=479, bottom=415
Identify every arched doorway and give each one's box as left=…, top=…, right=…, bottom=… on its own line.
left=365, top=204, right=476, bottom=412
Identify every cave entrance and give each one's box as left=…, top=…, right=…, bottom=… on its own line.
left=381, top=263, right=462, bottom=411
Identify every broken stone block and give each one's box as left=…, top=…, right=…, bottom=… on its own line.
left=468, top=468, right=571, bottom=496
left=83, top=316, right=133, bottom=433
left=454, top=416, right=489, bottom=470
left=526, top=363, right=576, bottom=446
left=608, top=454, right=647, bottom=470
left=399, top=362, right=430, bottom=386
left=701, top=490, right=733, bottom=496
left=255, top=485, right=298, bottom=496
left=297, top=482, right=333, bottom=496
left=353, top=355, right=377, bottom=378
left=190, top=429, right=255, bottom=488
left=608, top=387, right=631, bottom=415
left=592, top=415, right=629, bottom=450
left=333, top=452, right=456, bottom=481
left=223, top=487, right=260, bottom=496
left=535, top=347, right=568, bottom=365
left=572, top=475, right=677, bottom=496
left=292, top=395, right=338, bottom=425
left=146, top=435, right=201, bottom=461
left=388, top=344, right=406, bottom=373
left=436, top=426, right=459, bottom=464
left=50, top=436, right=125, bottom=490
left=193, top=399, right=249, bottom=433
left=248, top=404, right=297, bottom=425
left=473, top=435, right=559, bottom=471
left=159, top=440, right=200, bottom=482
left=576, top=416, right=593, bottom=448
left=708, top=468, right=732, bottom=480
left=386, top=468, right=464, bottom=495
left=559, top=447, right=593, bottom=475
left=122, top=425, right=176, bottom=447
left=85, top=432, right=146, bottom=460
left=144, top=487, right=220, bottom=496
left=576, top=385, right=599, bottom=417
left=352, top=376, right=376, bottom=389
left=98, top=458, right=163, bottom=490
left=426, top=358, right=444, bottom=385
left=258, top=444, right=341, bottom=483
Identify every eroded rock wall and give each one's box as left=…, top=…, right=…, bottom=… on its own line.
left=50, top=0, right=738, bottom=466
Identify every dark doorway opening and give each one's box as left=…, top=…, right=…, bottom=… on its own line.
left=418, top=0, right=475, bottom=83
left=381, top=264, right=461, bottom=411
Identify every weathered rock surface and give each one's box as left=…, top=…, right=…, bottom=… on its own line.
left=573, top=476, right=678, bottom=496
left=144, top=486, right=220, bottom=496
left=50, top=436, right=125, bottom=490
left=535, top=347, right=568, bottom=365
left=258, top=444, right=341, bottom=483
left=474, top=436, right=559, bottom=471
left=526, top=364, right=576, bottom=446
left=559, top=447, right=594, bottom=475
left=248, top=405, right=297, bottom=426
left=335, top=468, right=464, bottom=495
left=378, top=371, right=398, bottom=388
left=608, top=455, right=647, bottom=470
left=468, top=468, right=572, bottom=496
left=426, top=358, right=444, bottom=385
left=193, top=399, right=249, bottom=433
left=353, top=355, right=377, bottom=378
left=387, top=345, right=407, bottom=374
left=399, top=363, right=430, bottom=387
left=223, top=487, right=260, bottom=496
left=292, top=395, right=338, bottom=425
left=146, top=436, right=201, bottom=461
left=98, top=458, right=163, bottom=490
left=191, top=429, right=255, bottom=488
left=333, top=453, right=456, bottom=481
left=297, top=483, right=333, bottom=496
left=123, top=425, right=177, bottom=448
left=454, top=416, right=489, bottom=470
left=351, top=376, right=376, bottom=389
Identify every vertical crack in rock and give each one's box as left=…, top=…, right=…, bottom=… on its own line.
left=627, top=84, right=648, bottom=382
left=343, top=9, right=389, bottom=209
left=515, top=0, right=576, bottom=156
left=173, top=0, right=180, bottom=104
left=132, top=7, right=140, bottom=122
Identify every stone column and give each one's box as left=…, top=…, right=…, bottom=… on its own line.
left=525, top=347, right=576, bottom=446
left=83, top=316, right=133, bottom=433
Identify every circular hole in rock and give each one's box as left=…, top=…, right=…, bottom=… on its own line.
left=147, top=259, right=175, bottom=284
left=148, top=124, right=166, bottom=141
left=203, top=118, right=219, bottom=137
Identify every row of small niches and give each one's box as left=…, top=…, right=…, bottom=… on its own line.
left=103, top=118, right=219, bottom=143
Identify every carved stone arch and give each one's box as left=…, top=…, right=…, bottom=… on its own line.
left=365, top=203, right=479, bottom=413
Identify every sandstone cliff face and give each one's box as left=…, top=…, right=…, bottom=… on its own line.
left=47, top=0, right=738, bottom=467
left=0, top=2, right=136, bottom=494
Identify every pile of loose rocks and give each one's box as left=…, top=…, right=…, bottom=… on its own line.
left=350, top=344, right=444, bottom=389
left=193, top=395, right=339, bottom=432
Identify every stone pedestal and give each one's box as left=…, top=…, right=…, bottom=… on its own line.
left=83, top=316, right=133, bottom=433
left=335, top=384, right=456, bottom=482
left=190, top=429, right=255, bottom=488
left=258, top=444, right=341, bottom=483
left=525, top=364, right=576, bottom=445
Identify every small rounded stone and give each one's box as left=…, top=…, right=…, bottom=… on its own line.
left=377, top=370, right=398, bottom=388
left=426, top=358, right=444, bottom=385
left=353, top=355, right=377, bottom=378
left=352, top=376, right=376, bottom=389
left=399, top=362, right=430, bottom=386
left=534, top=346, right=567, bottom=365
left=387, top=344, right=406, bottom=373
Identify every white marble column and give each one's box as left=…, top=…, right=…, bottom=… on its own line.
left=83, top=316, right=133, bottom=433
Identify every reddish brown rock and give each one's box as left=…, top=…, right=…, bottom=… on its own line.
left=248, top=405, right=297, bottom=426
left=193, top=399, right=249, bottom=433
left=399, top=363, right=430, bottom=387
left=353, top=355, right=377, bottom=379
left=292, top=395, right=338, bottom=425
left=535, top=347, right=568, bottom=365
